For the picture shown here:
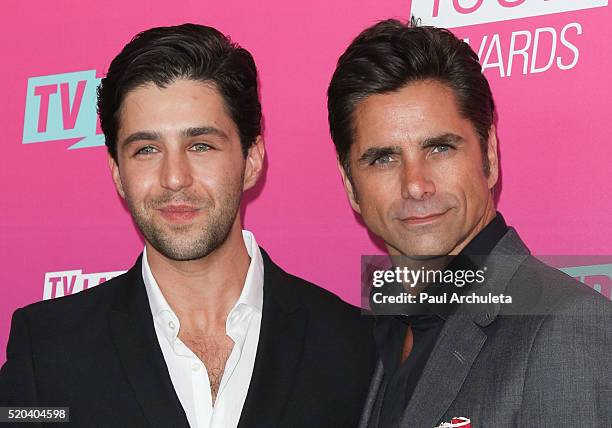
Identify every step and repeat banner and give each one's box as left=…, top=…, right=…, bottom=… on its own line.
left=1, top=0, right=610, bottom=362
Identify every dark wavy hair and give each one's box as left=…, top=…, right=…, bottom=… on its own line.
left=327, top=18, right=495, bottom=181
left=97, top=23, right=261, bottom=161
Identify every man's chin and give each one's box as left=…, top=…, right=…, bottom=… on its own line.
left=388, top=238, right=454, bottom=259
left=152, top=242, right=213, bottom=262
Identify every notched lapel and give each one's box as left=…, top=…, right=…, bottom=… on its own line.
left=399, top=316, right=487, bottom=428
left=399, top=228, right=530, bottom=427
left=108, top=259, right=190, bottom=428
left=238, top=251, right=307, bottom=428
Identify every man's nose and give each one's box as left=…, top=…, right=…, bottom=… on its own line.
left=400, top=161, right=435, bottom=201
left=160, top=151, right=193, bottom=191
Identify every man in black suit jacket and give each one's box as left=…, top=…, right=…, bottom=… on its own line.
left=0, top=250, right=374, bottom=427
left=0, top=24, right=375, bottom=427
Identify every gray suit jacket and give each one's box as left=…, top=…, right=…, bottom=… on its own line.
left=359, top=228, right=611, bottom=428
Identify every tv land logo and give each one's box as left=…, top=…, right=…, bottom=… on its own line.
left=23, top=70, right=105, bottom=150
left=43, top=269, right=125, bottom=300
left=41, top=264, right=611, bottom=301
left=411, top=0, right=609, bottom=77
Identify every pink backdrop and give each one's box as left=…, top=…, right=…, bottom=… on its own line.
left=1, top=0, right=610, bottom=363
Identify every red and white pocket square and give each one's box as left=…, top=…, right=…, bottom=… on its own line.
left=435, top=416, right=471, bottom=427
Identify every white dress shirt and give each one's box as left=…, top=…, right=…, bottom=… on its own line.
left=142, top=230, right=264, bottom=428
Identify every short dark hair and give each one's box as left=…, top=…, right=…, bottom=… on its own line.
left=327, top=19, right=495, bottom=180
left=98, top=23, right=261, bottom=161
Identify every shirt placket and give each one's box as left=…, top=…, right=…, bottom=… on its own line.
left=210, top=305, right=251, bottom=427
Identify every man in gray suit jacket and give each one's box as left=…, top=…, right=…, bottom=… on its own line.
left=326, top=19, right=611, bottom=427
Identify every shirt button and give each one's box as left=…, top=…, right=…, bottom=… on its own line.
left=168, top=320, right=175, bottom=330
left=192, top=363, right=201, bottom=372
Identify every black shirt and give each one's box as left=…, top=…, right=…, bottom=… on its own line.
left=371, top=213, right=509, bottom=428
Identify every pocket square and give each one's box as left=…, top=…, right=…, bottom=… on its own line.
left=435, top=416, right=471, bottom=427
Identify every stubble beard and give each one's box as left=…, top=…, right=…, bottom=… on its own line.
left=126, top=187, right=242, bottom=262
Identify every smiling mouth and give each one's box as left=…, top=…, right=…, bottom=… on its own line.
left=401, top=211, right=447, bottom=226
left=157, top=205, right=200, bottom=223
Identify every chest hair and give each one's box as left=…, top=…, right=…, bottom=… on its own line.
left=179, top=331, right=234, bottom=403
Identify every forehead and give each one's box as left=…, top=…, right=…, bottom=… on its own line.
left=117, top=79, right=237, bottom=138
left=352, top=80, right=476, bottom=151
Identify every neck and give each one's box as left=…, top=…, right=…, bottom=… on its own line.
left=449, top=197, right=497, bottom=256
left=146, top=219, right=251, bottom=333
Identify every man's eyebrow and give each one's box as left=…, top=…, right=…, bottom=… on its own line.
left=181, top=126, right=229, bottom=140
left=356, top=133, right=464, bottom=164
left=358, top=145, right=402, bottom=164
left=421, top=133, right=464, bottom=147
left=120, top=126, right=229, bottom=147
left=122, top=131, right=161, bottom=146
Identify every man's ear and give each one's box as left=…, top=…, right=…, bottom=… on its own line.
left=108, top=154, right=126, bottom=199
left=337, top=159, right=361, bottom=214
left=243, top=136, right=265, bottom=191
left=486, top=125, right=499, bottom=190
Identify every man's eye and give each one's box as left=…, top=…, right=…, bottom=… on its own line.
left=136, top=145, right=157, bottom=155
left=372, top=154, right=393, bottom=166
left=191, top=143, right=211, bottom=152
left=431, top=144, right=451, bottom=154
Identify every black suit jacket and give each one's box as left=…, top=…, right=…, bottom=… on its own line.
left=0, top=249, right=376, bottom=427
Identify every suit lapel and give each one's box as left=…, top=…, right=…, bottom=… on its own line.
left=108, top=257, right=190, bottom=428
left=398, top=228, right=531, bottom=427
left=358, top=361, right=385, bottom=428
left=398, top=315, right=487, bottom=427
left=238, top=250, right=307, bottom=428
